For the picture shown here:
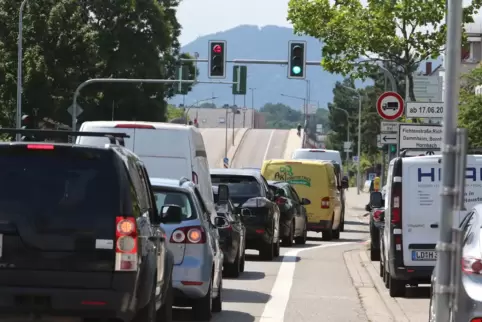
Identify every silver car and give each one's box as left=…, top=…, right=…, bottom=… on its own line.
left=429, top=203, right=482, bottom=321
left=150, top=177, right=227, bottom=321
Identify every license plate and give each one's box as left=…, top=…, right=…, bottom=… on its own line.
left=412, top=250, right=437, bottom=261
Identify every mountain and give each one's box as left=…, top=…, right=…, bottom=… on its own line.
left=170, top=25, right=443, bottom=110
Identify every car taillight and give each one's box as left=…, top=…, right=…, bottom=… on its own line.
left=192, top=171, right=198, bottom=184
left=471, top=318, right=482, bottom=322
left=170, top=226, right=206, bottom=244
left=373, top=210, right=383, bottom=221
left=114, top=123, right=155, bottom=129
left=462, top=256, right=482, bottom=274
left=115, top=217, right=138, bottom=271
left=391, top=187, right=401, bottom=224
left=276, top=197, right=285, bottom=205
left=321, top=197, right=330, bottom=209
left=27, top=144, right=54, bottom=150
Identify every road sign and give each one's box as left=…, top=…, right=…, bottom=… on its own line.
left=380, top=121, right=401, bottom=133
left=376, top=92, right=404, bottom=120
left=352, top=156, right=359, bottom=162
left=381, top=133, right=398, bottom=145
left=413, top=75, right=443, bottom=102
left=343, top=141, right=352, bottom=149
left=399, top=124, right=443, bottom=150
left=377, top=135, right=383, bottom=148
left=67, top=104, right=83, bottom=117
left=218, top=117, right=225, bottom=123
left=406, top=102, right=444, bottom=118
left=223, top=157, right=229, bottom=168
left=232, top=65, right=247, bottom=95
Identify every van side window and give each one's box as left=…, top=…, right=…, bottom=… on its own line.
left=137, top=163, right=156, bottom=211
left=119, top=157, right=142, bottom=218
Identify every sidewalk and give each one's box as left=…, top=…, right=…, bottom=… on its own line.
left=283, top=129, right=302, bottom=159
left=218, top=128, right=249, bottom=168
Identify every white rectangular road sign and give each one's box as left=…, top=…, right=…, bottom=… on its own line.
left=406, top=102, right=444, bottom=118
left=399, top=124, right=443, bottom=149
left=381, top=121, right=401, bottom=133
left=413, top=75, right=443, bottom=102
left=380, top=133, right=398, bottom=145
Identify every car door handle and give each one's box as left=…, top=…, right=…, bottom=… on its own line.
left=430, top=223, right=439, bottom=228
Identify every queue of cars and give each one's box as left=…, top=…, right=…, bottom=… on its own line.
left=365, top=152, right=482, bottom=322
left=0, top=123, right=350, bottom=322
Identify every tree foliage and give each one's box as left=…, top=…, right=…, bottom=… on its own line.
left=459, top=66, right=482, bottom=147
left=261, top=102, right=329, bottom=130
left=287, top=0, right=482, bottom=100
left=0, top=0, right=194, bottom=127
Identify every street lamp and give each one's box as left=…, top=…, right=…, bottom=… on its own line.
left=341, top=85, right=362, bottom=195
left=333, top=107, right=350, bottom=167
left=249, top=88, right=256, bottom=128
left=184, top=96, right=217, bottom=123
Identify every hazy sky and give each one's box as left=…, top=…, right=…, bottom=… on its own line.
left=177, top=0, right=482, bottom=46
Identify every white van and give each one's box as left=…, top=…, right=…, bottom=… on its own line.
left=76, top=121, right=215, bottom=211
left=292, top=148, right=342, bottom=166
left=381, top=154, right=482, bottom=298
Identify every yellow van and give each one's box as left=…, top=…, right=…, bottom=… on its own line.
left=261, top=159, right=343, bottom=240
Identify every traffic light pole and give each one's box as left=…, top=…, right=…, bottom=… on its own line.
left=72, top=78, right=238, bottom=130
left=181, top=58, right=398, bottom=92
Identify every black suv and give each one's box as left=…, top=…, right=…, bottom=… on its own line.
left=0, top=129, right=177, bottom=322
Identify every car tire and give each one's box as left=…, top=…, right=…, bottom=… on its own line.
left=260, top=242, right=274, bottom=261
left=340, top=209, right=345, bottom=232
left=370, top=247, right=380, bottom=261
left=134, top=280, right=156, bottom=322
left=192, top=279, right=212, bottom=321
left=224, top=250, right=240, bottom=278
left=295, top=223, right=307, bottom=245
left=389, top=276, right=406, bottom=297
left=384, top=268, right=389, bottom=289
left=274, top=239, right=280, bottom=257
left=157, top=280, right=173, bottom=322
left=322, top=229, right=333, bottom=241
left=379, top=260, right=384, bottom=278
left=212, top=278, right=222, bottom=313
left=282, top=221, right=294, bottom=247
left=240, top=249, right=245, bottom=273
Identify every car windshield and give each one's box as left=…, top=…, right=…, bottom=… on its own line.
left=152, top=189, right=196, bottom=220
left=211, top=175, right=261, bottom=198
left=0, top=146, right=119, bottom=224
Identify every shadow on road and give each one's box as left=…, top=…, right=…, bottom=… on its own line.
left=245, top=254, right=301, bottom=263
left=344, top=220, right=369, bottom=226
left=405, top=286, right=431, bottom=299
left=173, top=309, right=255, bottom=321
left=342, top=229, right=369, bottom=234
left=225, top=270, right=265, bottom=281
left=337, top=237, right=367, bottom=243
left=223, top=288, right=271, bottom=303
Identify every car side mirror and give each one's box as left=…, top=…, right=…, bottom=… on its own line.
left=301, top=198, right=311, bottom=205
left=365, top=204, right=371, bottom=212
left=217, top=184, right=230, bottom=203
left=160, top=205, right=183, bottom=224
left=369, top=192, right=383, bottom=208
left=213, top=216, right=230, bottom=228
left=241, top=208, right=253, bottom=217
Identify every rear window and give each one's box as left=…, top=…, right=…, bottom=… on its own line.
left=152, top=189, right=196, bottom=220
left=0, top=146, right=119, bottom=220
left=211, top=175, right=260, bottom=198
left=292, top=150, right=340, bottom=162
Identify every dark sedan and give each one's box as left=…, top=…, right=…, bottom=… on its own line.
left=211, top=169, right=281, bottom=261
left=268, top=181, right=309, bottom=246
left=212, top=185, right=246, bottom=278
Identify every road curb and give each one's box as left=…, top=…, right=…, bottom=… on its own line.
left=361, top=251, right=411, bottom=322
left=344, top=250, right=395, bottom=321
left=222, top=128, right=249, bottom=168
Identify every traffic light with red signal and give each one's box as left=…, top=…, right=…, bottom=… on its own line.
left=208, top=40, right=226, bottom=78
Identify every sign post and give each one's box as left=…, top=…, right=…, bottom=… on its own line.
left=376, top=92, right=405, bottom=120
left=223, top=157, right=229, bottom=168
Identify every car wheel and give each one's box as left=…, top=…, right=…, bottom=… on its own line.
left=282, top=221, right=294, bottom=247
left=224, top=250, right=240, bottom=278
left=295, top=223, right=307, bottom=245
left=260, top=242, right=274, bottom=261
left=134, top=280, right=156, bottom=322
left=322, top=229, right=333, bottom=241
left=212, top=278, right=222, bottom=313
left=389, top=276, right=406, bottom=297
left=274, top=239, right=280, bottom=257
left=370, top=247, right=380, bottom=261
left=340, top=209, right=345, bottom=232
left=384, top=268, right=389, bottom=289
left=192, top=278, right=212, bottom=320
left=240, top=250, right=245, bottom=273
left=379, top=260, right=384, bottom=278
left=157, top=279, right=173, bottom=322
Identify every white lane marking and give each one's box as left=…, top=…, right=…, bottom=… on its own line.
left=262, top=130, right=275, bottom=161
left=259, top=242, right=355, bottom=322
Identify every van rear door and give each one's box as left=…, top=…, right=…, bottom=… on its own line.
left=0, top=144, right=119, bottom=288
left=402, top=157, right=440, bottom=266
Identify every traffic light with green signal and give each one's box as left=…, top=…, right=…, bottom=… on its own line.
left=390, top=144, right=397, bottom=153
left=288, top=41, right=306, bottom=79
left=208, top=40, right=226, bottom=78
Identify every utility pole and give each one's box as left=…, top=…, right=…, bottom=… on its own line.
left=243, top=95, right=247, bottom=128
left=224, top=104, right=229, bottom=158
left=434, top=0, right=465, bottom=321
left=250, top=88, right=256, bottom=128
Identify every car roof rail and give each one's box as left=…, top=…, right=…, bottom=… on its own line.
left=399, top=148, right=439, bottom=158
left=0, top=128, right=129, bottom=146
left=179, top=177, right=190, bottom=186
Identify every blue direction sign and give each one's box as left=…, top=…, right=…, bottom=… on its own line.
left=223, top=157, right=229, bottom=168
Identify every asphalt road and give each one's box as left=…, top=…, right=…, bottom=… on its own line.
left=199, top=128, right=239, bottom=167
left=231, top=129, right=290, bottom=168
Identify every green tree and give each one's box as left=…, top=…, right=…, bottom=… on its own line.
left=0, top=0, right=194, bottom=127
left=459, top=66, right=482, bottom=147
left=166, top=104, right=185, bottom=121
left=287, top=0, right=481, bottom=100
left=261, top=103, right=303, bottom=129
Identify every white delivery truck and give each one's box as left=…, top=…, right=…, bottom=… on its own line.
left=381, top=154, right=482, bottom=297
